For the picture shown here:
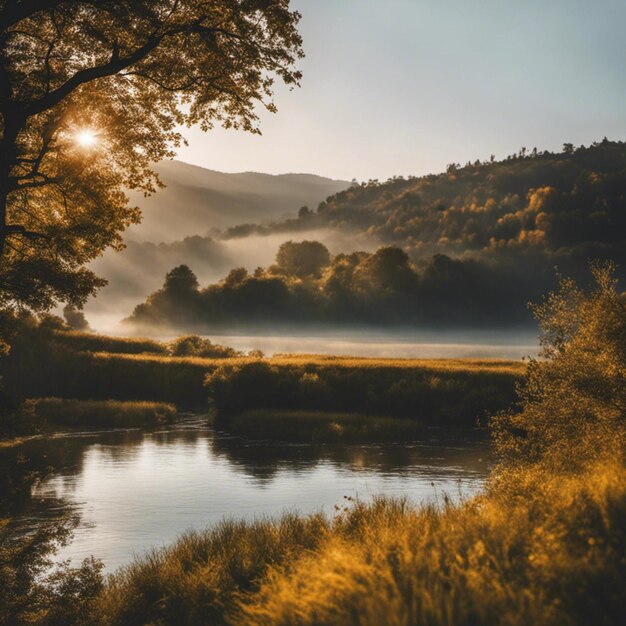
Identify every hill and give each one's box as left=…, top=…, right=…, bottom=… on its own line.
left=219, top=139, right=626, bottom=270
left=124, top=140, right=626, bottom=332
left=123, top=160, right=350, bottom=243
left=85, top=162, right=350, bottom=322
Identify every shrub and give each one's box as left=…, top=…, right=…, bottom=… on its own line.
left=169, top=335, right=241, bottom=358
left=492, top=262, right=626, bottom=469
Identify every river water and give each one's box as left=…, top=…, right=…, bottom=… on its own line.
left=7, top=420, right=490, bottom=571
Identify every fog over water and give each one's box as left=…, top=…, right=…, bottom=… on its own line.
left=85, top=313, right=538, bottom=359
left=85, top=227, right=380, bottom=321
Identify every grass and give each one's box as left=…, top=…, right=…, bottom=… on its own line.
left=224, top=410, right=425, bottom=443
left=206, top=358, right=522, bottom=427
left=52, top=329, right=168, bottom=355
left=23, top=398, right=177, bottom=429
left=6, top=339, right=523, bottom=426
left=92, top=460, right=626, bottom=626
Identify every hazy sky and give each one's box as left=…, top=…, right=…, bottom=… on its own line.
left=175, top=0, right=626, bottom=181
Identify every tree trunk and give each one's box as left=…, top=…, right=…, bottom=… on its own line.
left=0, top=112, right=20, bottom=264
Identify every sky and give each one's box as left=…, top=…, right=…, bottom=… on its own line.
left=175, top=0, right=626, bottom=182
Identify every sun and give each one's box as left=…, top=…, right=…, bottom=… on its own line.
left=75, top=129, right=99, bottom=148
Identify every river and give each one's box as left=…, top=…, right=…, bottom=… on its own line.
left=6, top=418, right=490, bottom=571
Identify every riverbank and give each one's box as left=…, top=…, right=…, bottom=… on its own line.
left=0, top=398, right=178, bottom=449
left=3, top=322, right=525, bottom=437
left=85, top=460, right=626, bottom=626
left=27, top=398, right=177, bottom=429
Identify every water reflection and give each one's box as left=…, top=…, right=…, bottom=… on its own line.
left=6, top=422, right=491, bottom=571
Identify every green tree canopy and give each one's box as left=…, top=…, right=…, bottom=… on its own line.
left=0, top=0, right=303, bottom=311
left=274, top=240, right=331, bottom=278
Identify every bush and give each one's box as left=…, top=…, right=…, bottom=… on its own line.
left=169, top=335, right=241, bottom=358
left=492, top=262, right=626, bottom=469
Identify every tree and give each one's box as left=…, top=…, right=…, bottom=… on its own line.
left=492, top=262, right=626, bottom=469
left=63, top=303, right=90, bottom=331
left=0, top=0, right=303, bottom=311
left=275, top=240, right=330, bottom=278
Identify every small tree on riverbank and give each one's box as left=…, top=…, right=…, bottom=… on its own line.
left=492, top=261, right=626, bottom=469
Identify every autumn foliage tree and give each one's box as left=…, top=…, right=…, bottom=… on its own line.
left=0, top=0, right=303, bottom=311
left=492, top=262, right=626, bottom=469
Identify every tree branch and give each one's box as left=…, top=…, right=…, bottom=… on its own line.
left=5, top=224, right=49, bottom=240
left=23, top=32, right=167, bottom=117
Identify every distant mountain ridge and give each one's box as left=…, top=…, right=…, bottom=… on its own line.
left=124, top=160, right=350, bottom=242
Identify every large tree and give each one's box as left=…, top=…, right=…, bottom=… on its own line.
left=0, top=0, right=303, bottom=310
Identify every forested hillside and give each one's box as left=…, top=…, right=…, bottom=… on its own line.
left=126, top=141, right=626, bottom=331
left=222, top=140, right=626, bottom=268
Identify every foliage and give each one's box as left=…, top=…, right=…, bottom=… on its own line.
left=174, top=139, right=626, bottom=329
left=273, top=240, right=331, bottom=278
left=24, top=398, right=177, bottom=429
left=0, top=0, right=303, bottom=310
left=206, top=358, right=521, bottom=425
left=0, top=515, right=104, bottom=626
left=169, top=334, right=241, bottom=358
left=62, top=305, right=90, bottom=332
left=1, top=312, right=521, bottom=427
left=225, top=139, right=626, bottom=267
left=127, top=244, right=533, bottom=330
left=0, top=313, right=242, bottom=425
left=492, top=262, right=626, bottom=469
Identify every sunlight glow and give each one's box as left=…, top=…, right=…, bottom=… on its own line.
left=75, top=129, right=99, bottom=148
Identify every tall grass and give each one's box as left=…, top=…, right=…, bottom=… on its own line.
left=6, top=341, right=522, bottom=422
left=51, top=330, right=168, bottom=355
left=24, top=398, right=177, bottom=429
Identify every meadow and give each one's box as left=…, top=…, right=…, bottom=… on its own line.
left=2, top=323, right=523, bottom=437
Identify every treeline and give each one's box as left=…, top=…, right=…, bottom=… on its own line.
left=221, top=139, right=626, bottom=262
left=126, top=241, right=549, bottom=330
left=125, top=140, right=626, bottom=331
